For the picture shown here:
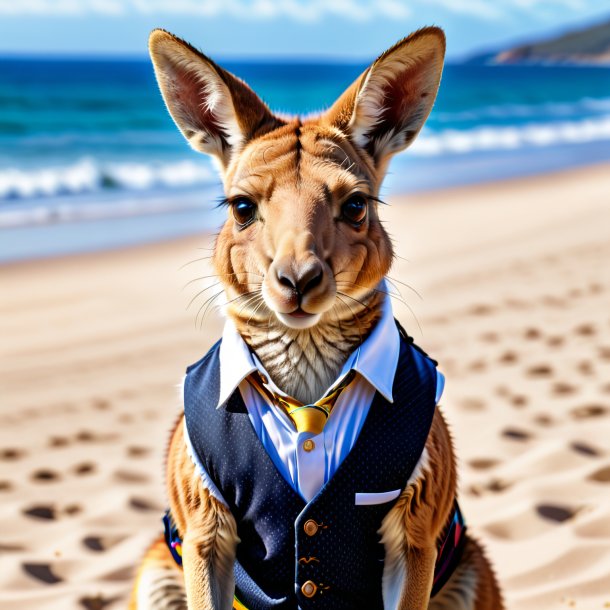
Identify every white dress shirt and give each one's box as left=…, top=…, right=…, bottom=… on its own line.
left=184, top=296, right=445, bottom=505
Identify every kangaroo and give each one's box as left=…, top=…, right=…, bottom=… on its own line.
left=130, top=27, right=504, bottom=610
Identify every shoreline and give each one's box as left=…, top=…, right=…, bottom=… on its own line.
left=2, top=159, right=610, bottom=266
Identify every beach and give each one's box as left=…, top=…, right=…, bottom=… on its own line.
left=1, top=162, right=609, bottom=609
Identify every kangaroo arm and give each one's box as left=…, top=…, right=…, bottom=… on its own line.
left=380, top=409, right=457, bottom=610
left=167, top=416, right=239, bottom=610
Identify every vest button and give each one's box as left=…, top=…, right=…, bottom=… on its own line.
left=303, top=439, right=315, bottom=452
left=303, top=520, right=319, bottom=536
left=301, top=580, right=317, bottom=598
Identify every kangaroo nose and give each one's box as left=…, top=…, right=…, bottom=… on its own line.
left=277, top=261, right=323, bottom=298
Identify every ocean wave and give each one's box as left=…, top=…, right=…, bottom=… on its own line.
left=413, top=114, right=610, bottom=156
left=435, top=96, right=610, bottom=123
left=1, top=114, right=609, bottom=204
left=0, top=157, right=216, bottom=201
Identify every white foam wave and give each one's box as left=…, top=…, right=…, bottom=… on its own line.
left=0, top=195, right=214, bottom=229
left=412, top=114, right=610, bottom=157
left=0, top=157, right=215, bottom=201
left=1, top=114, right=609, bottom=205
left=436, top=97, right=610, bottom=123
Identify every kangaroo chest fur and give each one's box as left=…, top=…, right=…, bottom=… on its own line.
left=183, top=332, right=438, bottom=610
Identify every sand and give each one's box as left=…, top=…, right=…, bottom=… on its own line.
left=1, top=163, right=609, bottom=609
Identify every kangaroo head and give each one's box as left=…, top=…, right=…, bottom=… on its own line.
left=149, top=28, right=444, bottom=400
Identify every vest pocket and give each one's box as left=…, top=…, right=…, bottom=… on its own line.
left=354, top=489, right=401, bottom=505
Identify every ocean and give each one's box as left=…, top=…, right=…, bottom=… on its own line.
left=1, top=57, right=609, bottom=261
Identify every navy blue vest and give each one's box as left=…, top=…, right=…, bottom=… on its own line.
left=184, top=330, right=438, bottom=610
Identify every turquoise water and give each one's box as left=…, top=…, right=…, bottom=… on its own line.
left=1, top=57, right=609, bottom=260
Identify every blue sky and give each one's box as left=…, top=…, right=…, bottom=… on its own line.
left=0, top=0, right=607, bottom=60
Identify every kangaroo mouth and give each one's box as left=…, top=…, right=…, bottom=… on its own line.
left=275, top=308, right=322, bottom=330
left=288, top=307, right=313, bottom=319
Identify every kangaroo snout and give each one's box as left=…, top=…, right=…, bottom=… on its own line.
left=275, top=259, right=323, bottom=299
left=266, top=253, right=334, bottom=323
left=263, top=231, right=336, bottom=328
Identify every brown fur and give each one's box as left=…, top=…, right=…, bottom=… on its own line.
left=132, top=26, right=504, bottom=609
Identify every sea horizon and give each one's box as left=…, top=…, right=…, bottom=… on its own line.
left=1, top=57, right=609, bottom=262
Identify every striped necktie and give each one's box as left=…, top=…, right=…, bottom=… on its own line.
left=247, top=370, right=357, bottom=435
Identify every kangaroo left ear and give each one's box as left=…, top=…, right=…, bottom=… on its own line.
left=325, top=27, right=445, bottom=167
left=148, top=29, right=281, bottom=170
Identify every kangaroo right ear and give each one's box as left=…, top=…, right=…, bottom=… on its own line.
left=323, top=27, right=445, bottom=170
left=149, top=29, right=280, bottom=169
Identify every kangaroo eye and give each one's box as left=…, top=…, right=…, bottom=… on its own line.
left=341, top=195, right=368, bottom=226
left=232, top=197, right=257, bottom=227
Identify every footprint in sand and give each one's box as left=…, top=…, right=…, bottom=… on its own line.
left=459, top=397, right=486, bottom=411
left=502, top=427, right=533, bottom=441
left=0, top=543, right=26, bottom=552
left=498, top=351, right=518, bottom=365
left=22, top=562, right=62, bottom=584
left=129, top=497, right=162, bottom=512
left=574, top=323, right=596, bottom=337
left=468, top=304, right=494, bottom=316
left=31, top=469, right=61, bottom=482
left=468, top=359, right=487, bottom=372
left=570, top=441, right=602, bottom=457
left=23, top=505, right=57, bottom=520
left=114, top=470, right=150, bottom=484
left=83, top=534, right=127, bottom=552
left=570, top=404, right=608, bottom=419
left=0, top=448, right=26, bottom=461
left=48, top=436, right=70, bottom=448
left=552, top=382, right=578, bottom=396
left=598, top=346, right=610, bottom=361
left=73, top=462, right=97, bottom=476
left=524, top=328, right=541, bottom=340
left=91, top=398, right=111, bottom=411
left=479, top=331, right=499, bottom=343
left=127, top=445, right=151, bottom=458
left=0, top=480, right=13, bottom=491
left=526, top=364, right=554, bottom=378
left=588, top=465, right=610, bottom=483
left=79, top=594, right=120, bottom=610
left=533, top=413, right=555, bottom=427
left=466, top=478, right=511, bottom=497
left=468, top=458, right=500, bottom=470
left=486, top=478, right=512, bottom=493
left=510, top=395, right=528, bottom=408
left=547, top=336, right=564, bottom=347
left=536, top=504, right=579, bottom=523
left=76, top=430, right=118, bottom=443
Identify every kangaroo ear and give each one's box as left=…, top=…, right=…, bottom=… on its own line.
left=149, top=29, right=280, bottom=168
left=324, top=27, right=445, bottom=167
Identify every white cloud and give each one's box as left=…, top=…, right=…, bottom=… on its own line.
left=0, top=0, right=410, bottom=19
left=0, top=0, right=597, bottom=22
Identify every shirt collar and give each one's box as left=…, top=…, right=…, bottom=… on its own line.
left=336, top=288, right=399, bottom=403
left=217, top=318, right=258, bottom=408
left=217, top=284, right=400, bottom=408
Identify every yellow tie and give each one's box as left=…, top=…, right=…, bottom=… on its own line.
left=247, top=370, right=357, bottom=435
